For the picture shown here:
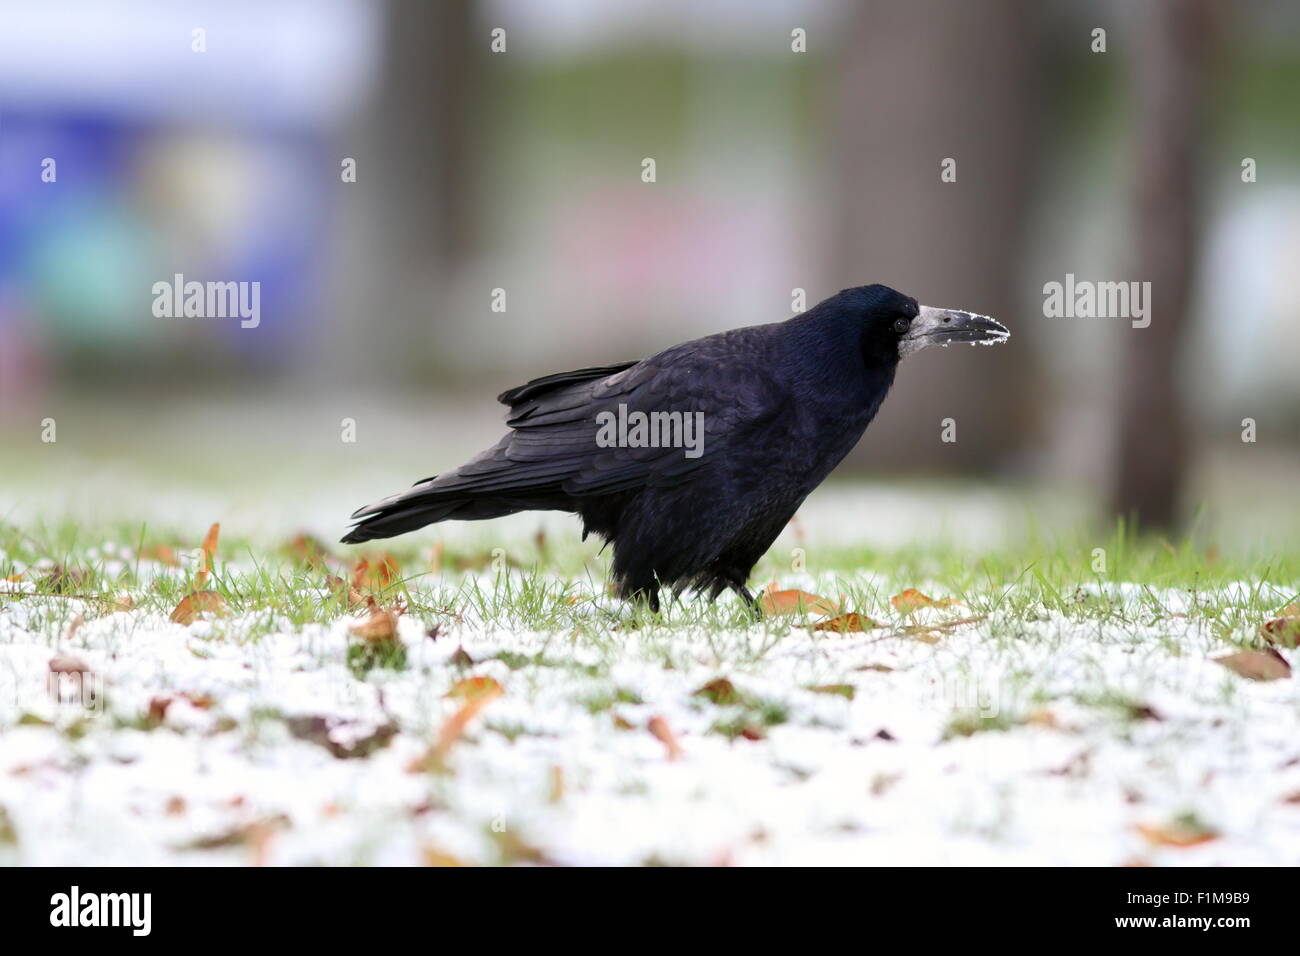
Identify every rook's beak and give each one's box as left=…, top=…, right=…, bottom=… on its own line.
left=901, top=305, right=1010, bottom=356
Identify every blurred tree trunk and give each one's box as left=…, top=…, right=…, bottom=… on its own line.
left=826, top=0, right=1040, bottom=473
left=1111, top=0, right=1216, bottom=530
left=331, top=0, right=481, bottom=380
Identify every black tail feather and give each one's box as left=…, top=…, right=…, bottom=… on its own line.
left=341, top=491, right=575, bottom=544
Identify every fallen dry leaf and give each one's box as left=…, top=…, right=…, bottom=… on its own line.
left=807, top=683, right=856, bottom=699
left=325, top=574, right=365, bottom=608
left=1134, top=820, right=1219, bottom=848
left=170, top=590, right=227, bottom=625
left=422, top=846, right=469, bottom=867
left=180, top=816, right=288, bottom=865
left=140, top=544, right=179, bottom=566
left=1024, top=708, right=1059, bottom=728
left=447, top=676, right=504, bottom=700
left=648, top=715, right=684, bottom=760
left=353, top=553, right=400, bottom=590
left=548, top=765, right=564, bottom=804
left=810, top=612, right=879, bottom=633
left=285, top=715, right=398, bottom=759
left=39, top=566, right=90, bottom=594
left=892, top=616, right=987, bottom=642
left=284, top=533, right=331, bottom=569
left=181, top=690, right=216, bottom=710
left=890, top=588, right=962, bottom=614
left=49, top=654, right=90, bottom=677
left=1213, top=648, right=1291, bottom=681
left=693, top=677, right=740, bottom=705
left=348, top=598, right=402, bottom=642
left=870, top=772, right=902, bottom=796
left=416, top=679, right=503, bottom=768
left=193, top=522, right=220, bottom=587
left=147, top=696, right=172, bottom=725
left=760, top=585, right=839, bottom=617
left=1262, top=607, right=1300, bottom=648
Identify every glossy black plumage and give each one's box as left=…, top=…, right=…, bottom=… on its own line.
left=342, top=285, right=1005, bottom=610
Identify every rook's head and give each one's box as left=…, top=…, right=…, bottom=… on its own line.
left=830, top=284, right=1010, bottom=364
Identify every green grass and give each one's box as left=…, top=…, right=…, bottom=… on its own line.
left=3, top=517, right=1296, bottom=645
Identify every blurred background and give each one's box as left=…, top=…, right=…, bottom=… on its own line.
left=1, top=0, right=1298, bottom=551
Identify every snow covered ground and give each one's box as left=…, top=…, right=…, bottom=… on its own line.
left=2, top=493, right=1299, bottom=865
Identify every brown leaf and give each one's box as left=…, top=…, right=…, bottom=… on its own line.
left=892, top=616, right=987, bottom=641
left=870, top=772, right=902, bottom=796
left=890, top=588, right=962, bottom=614
left=1213, top=648, right=1291, bottom=681
left=1262, top=610, right=1300, bottom=649
left=693, top=677, right=740, bottom=705
left=411, top=679, right=503, bottom=769
left=284, top=533, right=331, bottom=569
left=140, top=544, right=179, bottom=566
left=422, top=846, right=469, bottom=867
left=49, top=654, right=91, bottom=676
left=353, top=553, right=400, bottom=590
left=325, top=574, right=365, bottom=608
left=448, top=676, right=503, bottom=700
left=807, top=683, right=856, bottom=699
left=810, top=612, right=878, bottom=633
left=348, top=598, right=402, bottom=642
left=285, top=715, right=398, bottom=759
left=181, top=816, right=288, bottom=864
left=39, top=565, right=90, bottom=594
left=1134, top=820, right=1219, bottom=848
left=648, top=715, right=684, bottom=761
left=1023, top=708, right=1059, bottom=728
left=170, top=590, right=227, bottom=625
left=147, top=696, right=172, bottom=725
left=548, top=764, right=564, bottom=804
left=194, top=522, right=220, bottom=587
left=760, top=584, right=839, bottom=617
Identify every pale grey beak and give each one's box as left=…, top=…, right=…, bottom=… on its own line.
left=900, top=305, right=1010, bottom=357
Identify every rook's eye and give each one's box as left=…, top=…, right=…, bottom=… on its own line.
left=893, top=317, right=911, bottom=334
